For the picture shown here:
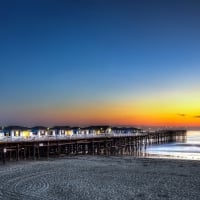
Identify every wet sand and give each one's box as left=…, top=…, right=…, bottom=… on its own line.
left=0, top=156, right=199, bottom=200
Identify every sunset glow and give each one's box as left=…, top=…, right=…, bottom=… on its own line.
left=0, top=0, right=200, bottom=127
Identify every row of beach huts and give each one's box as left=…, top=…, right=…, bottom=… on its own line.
left=0, top=125, right=142, bottom=140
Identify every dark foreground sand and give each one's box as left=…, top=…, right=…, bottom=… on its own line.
left=0, top=156, right=200, bottom=200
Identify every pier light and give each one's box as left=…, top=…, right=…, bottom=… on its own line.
left=15, top=131, right=19, bottom=137
left=108, top=128, right=112, bottom=133
left=22, top=131, right=30, bottom=138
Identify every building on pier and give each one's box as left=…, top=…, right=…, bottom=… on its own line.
left=69, top=126, right=112, bottom=135
left=0, top=125, right=142, bottom=140
left=31, top=126, right=48, bottom=138
left=49, top=126, right=73, bottom=136
left=86, top=126, right=111, bottom=135
left=71, top=127, right=82, bottom=135
left=3, top=126, right=32, bottom=138
left=111, top=127, right=141, bottom=134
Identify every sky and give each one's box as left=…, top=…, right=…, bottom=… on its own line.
left=0, top=0, right=200, bottom=127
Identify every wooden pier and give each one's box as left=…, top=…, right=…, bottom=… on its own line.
left=0, top=130, right=186, bottom=163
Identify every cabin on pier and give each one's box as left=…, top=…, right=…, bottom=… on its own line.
left=49, top=126, right=73, bottom=137
left=3, top=126, right=32, bottom=139
left=111, top=127, right=141, bottom=134
left=86, top=126, right=112, bottom=135
left=31, top=126, right=48, bottom=138
left=70, top=126, right=112, bottom=135
left=78, top=127, right=89, bottom=135
left=71, top=127, right=82, bottom=135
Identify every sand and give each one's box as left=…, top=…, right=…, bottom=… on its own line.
left=0, top=156, right=199, bottom=200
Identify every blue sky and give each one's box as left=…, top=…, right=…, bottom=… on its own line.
left=1, top=0, right=200, bottom=126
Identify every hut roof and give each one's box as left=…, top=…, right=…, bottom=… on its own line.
left=50, top=126, right=71, bottom=130
left=31, top=126, right=48, bottom=130
left=71, top=127, right=81, bottom=130
left=86, top=126, right=110, bottom=130
left=4, top=126, right=30, bottom=131
left=111, top=127, right=141, bottom=131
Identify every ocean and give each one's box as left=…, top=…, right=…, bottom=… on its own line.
left=145, top=130, right=200, bottom=160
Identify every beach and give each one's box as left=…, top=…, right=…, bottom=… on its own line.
left=0, top=156, right=199, bottom=200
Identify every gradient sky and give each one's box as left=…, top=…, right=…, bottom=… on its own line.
left=1, top=0, right=200, bottom=127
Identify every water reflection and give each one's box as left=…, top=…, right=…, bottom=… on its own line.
left=145, top=131, right=200, bottom=160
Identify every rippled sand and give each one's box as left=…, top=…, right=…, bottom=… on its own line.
left=0, top=156, right=199, bottom=200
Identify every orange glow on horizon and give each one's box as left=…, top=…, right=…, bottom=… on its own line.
left=20, top=93, right=200, bottom=127
left=12, top=89, right=200, bottom=127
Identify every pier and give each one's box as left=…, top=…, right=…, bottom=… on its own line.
left=0, top=130, right=186, bottom=163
